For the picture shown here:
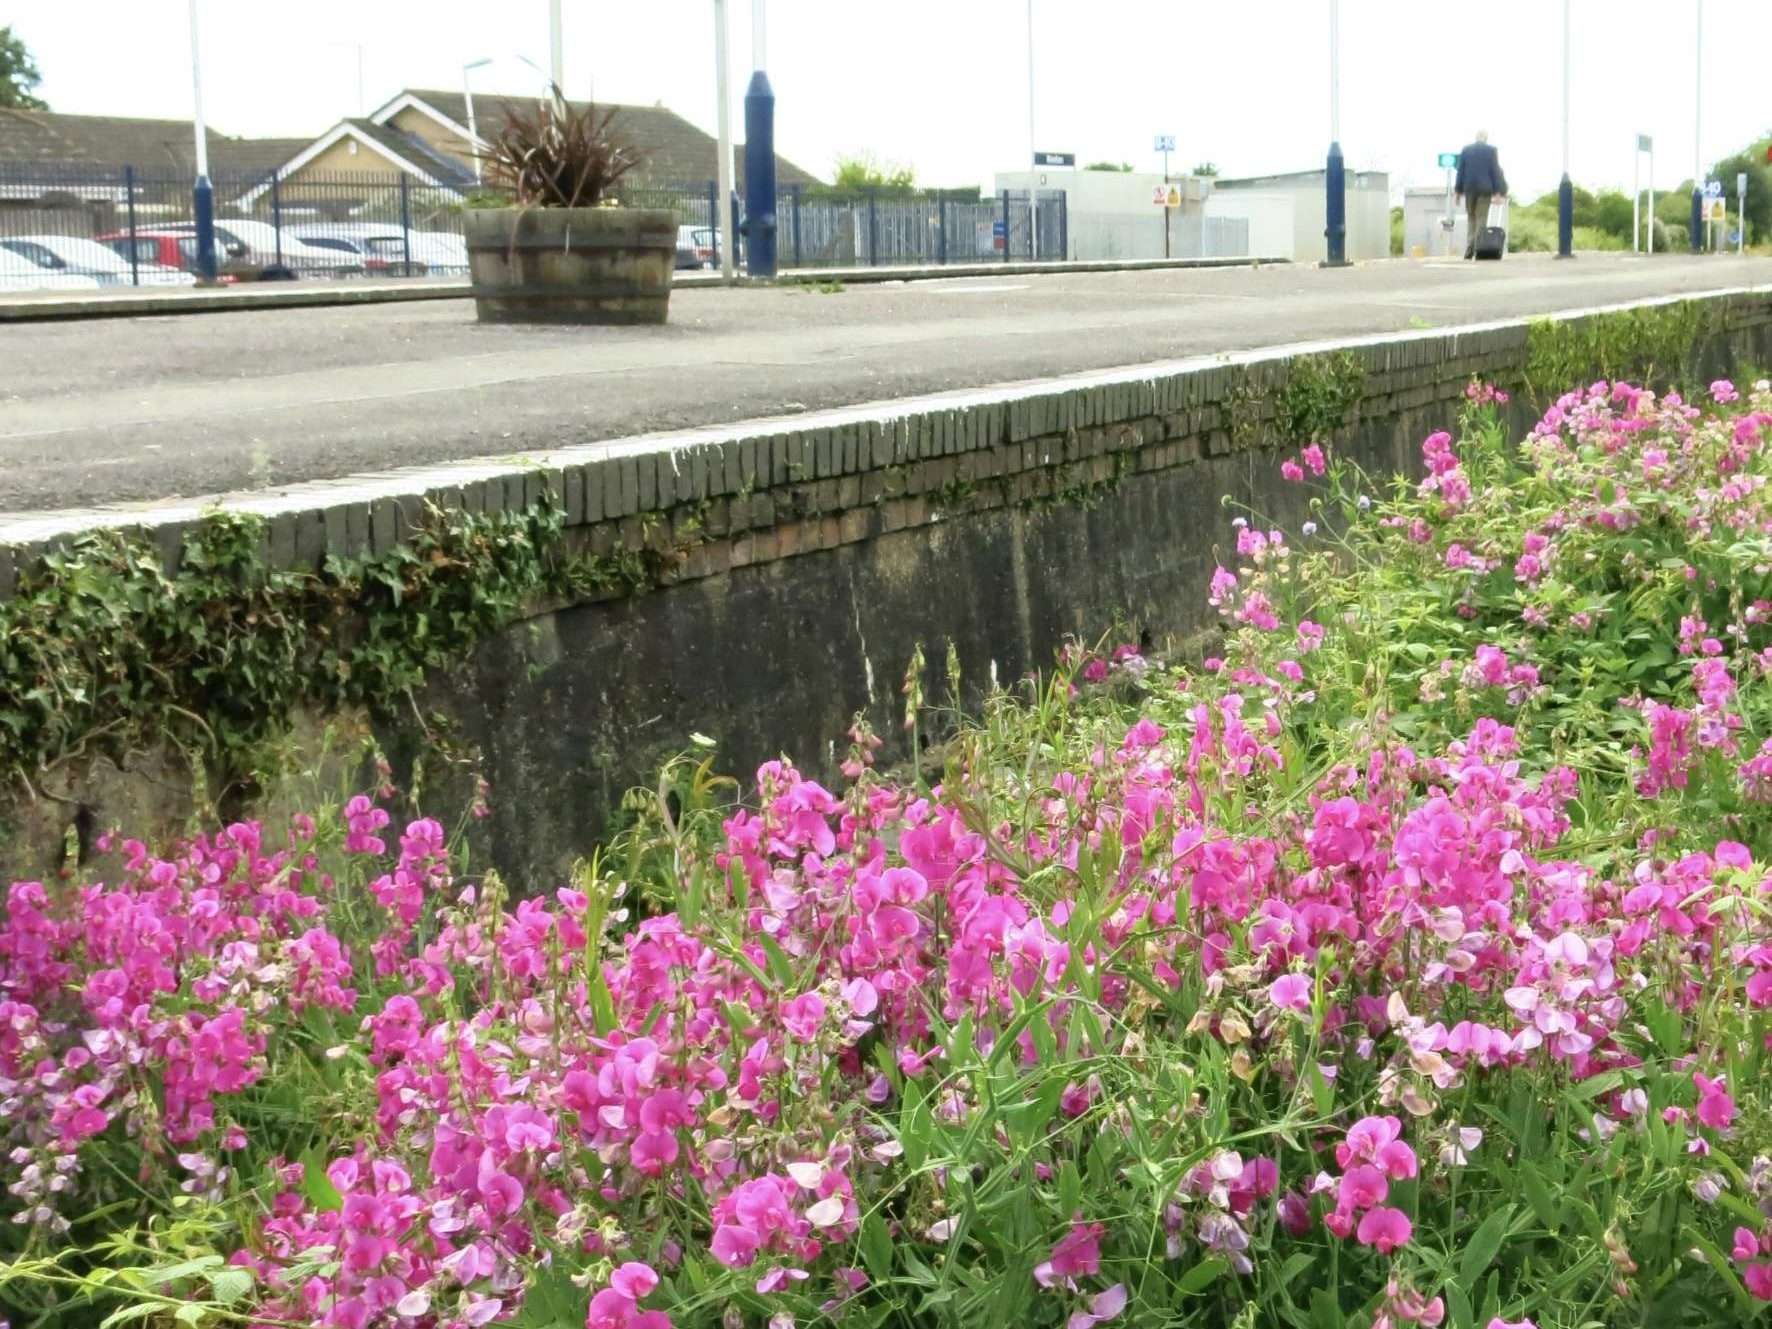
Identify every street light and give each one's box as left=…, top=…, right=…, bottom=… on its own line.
left=463, top=58, right=492, bottom=181
left=743, top=0, right=778, bottom=277
left=187, top=0, right=216, bottom=283
left=1690, top=0, right=1703, bottom=252
left=1027, top=0, right=1039, bottom=260
left=549, top=0, right=564, bottom=91
left=1323, top=0, right=1347, bottom=266
left=1556, top=0, right=1573, bottom=258
left=713, top=0, right=736, bottom=281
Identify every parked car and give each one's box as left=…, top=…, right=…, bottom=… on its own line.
left=675, top=224, right=714, bottom=270
left=296, top=231, right=428, bottom=277
left=0, top=266, right=101, bottom=294
left=156, top=220, right=360, bottom=278
left=93, top=230, right=275, bottom=283
left=0, top=235, right=195, bottom=287
left=291, top=224, right=469, bottom=277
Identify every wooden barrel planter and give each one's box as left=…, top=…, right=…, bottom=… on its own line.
left=464, top=207, right=677, bottom=325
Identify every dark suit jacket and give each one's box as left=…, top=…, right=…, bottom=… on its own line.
left=1455, top=142, right=1508, bottom=197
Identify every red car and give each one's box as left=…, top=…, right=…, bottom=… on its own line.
left=94, top=230, right=270, bottom=283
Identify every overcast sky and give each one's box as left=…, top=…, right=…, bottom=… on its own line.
left=13, top=1, right=1770, bottom=199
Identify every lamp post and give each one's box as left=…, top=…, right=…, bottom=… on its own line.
left=1556, top=0, right=1573, bottom=258
left=463, top=58, right=492, bottom=182
left=743, top=0, right=777, bottom=277
left=1027, top=0, right=1040, bottom=260
left=187, top=0, right=216, bottom=284
left=1323, top=0, right=1347, bottom=266
left=549, top=0, right=564, bottom=91
left=713, top=0, right=736, bottom=282
left=1689, top=0, right=1703, bottom=252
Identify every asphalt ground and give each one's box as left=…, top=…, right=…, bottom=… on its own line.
left=1, top=253, right=1766, bottom=513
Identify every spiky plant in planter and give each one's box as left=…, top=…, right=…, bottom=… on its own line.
left=463, top=89, right=677, bottom=325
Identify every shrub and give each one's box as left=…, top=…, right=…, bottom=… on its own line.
left=4, top=379, right=1772, bottom=1329
left=478, top=90, right=645, bottom=208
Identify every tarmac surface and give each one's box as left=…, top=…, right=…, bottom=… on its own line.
left=1, top=253, right=1765, bottom=513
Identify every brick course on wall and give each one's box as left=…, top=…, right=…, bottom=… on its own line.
left=13, top=288, right=1766, bottom=606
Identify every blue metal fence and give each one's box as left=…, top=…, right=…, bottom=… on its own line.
left=0, top=162, right=1072, bottom=290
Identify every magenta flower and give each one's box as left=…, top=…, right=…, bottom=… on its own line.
left=1694, top=1073, right=1736, bottom=1132
left=1267, top=973, right=1313, bottom=1013
left=1281, top=458, right=1306, bottom=482
left=1355, top=1206, right=1413, bottom=1253
left=1035, top=1221, right=1105, bottom=1288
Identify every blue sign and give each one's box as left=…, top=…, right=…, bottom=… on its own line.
left=1153, top=134, right=1176, bottom=153
left=992, top=220, right=1006, bottom=238
left=1704, top=180, right=1724, bottom=199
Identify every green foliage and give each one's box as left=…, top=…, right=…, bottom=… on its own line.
left=1273, top=351, right=1367, bottom=446
left=831, top=153, right=917, bottom=193
left=1708, top=143, right=1772, bottom=244
left=0, top=496, right=648, bottom=806
left=1192, top=161, right=1220, bottom=177
left=1390, top=205, right=1404, bottom=256
left=0, top=25, right=45, bottom=111
left=1522, top=301, right=1711, bottom=405
left=1083, top=162, right=1134, bottom=173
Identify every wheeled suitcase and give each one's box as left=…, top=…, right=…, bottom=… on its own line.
left=1474, top=198, right=1507, bottom=260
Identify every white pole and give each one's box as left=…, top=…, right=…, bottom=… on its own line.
left=1560, top=0, right=1570, bottom=179
left=1329, top=0, right=1341, bottom=145
left=187, top=0, right=209, bottom=178
left=1633, top=145, right=1640, bottom=252
left=1027, top=0, right=1039, bottom=259
left=464, top=60, right=490, bottom=182
left=714, top=0, right=736, bottom=282
left=549, top=0, right=564, bottom=91
left=753, top=0, right=766, bottom=68
left=1648, top=148, right=1655, bottom=255
left=1693, top=0, right=1703, bottom=192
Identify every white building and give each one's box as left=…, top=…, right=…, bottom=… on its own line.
left=1402, top=186, right=1467, bottom=258
left=991, top=168, right=1248, bottom=261
left=1206, top=168, right=1391, bottom=264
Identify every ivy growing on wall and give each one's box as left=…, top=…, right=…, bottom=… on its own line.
left=1522, top=300, right=1717, bottom=404
left=0, top=500, right=669, bottom=805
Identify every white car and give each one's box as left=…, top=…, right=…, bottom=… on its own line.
left=291, top=224, right=470, bottom=277
left=158, top=220, right=359, bottom=278
left=0, top=265, right=102, bottom=294
left=0, top=235, right=195, bottom=287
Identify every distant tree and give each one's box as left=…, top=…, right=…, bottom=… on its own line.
left=0, top=26, right=46, bottom=110
left=1710, top=141, right=1772, bottom=243
left=832, top=153, right=916, bottom=192
left=1083, top=161, right=1134, bottom=173
left=1192, top=161, right=1220, bottom=177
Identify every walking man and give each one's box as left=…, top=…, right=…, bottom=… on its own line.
left=1454, top=131, right=1509, bottom=260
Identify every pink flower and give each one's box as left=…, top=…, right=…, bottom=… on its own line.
left=1734, top=1227, right=1761, bottom=1261
left=1281, top=459, right=1306, bottom=482
left=1485, top=1320, right=1538, bottom=1329
left=1267, top=973, right=1313, bottom=1014
left=1301, top=443, right=1327, bottom=475
left=610, top=1263, right=659, bottom=1301
left=1067, top=1283, right=1127, bottom=1329
left=1034, top=1222, right=1104, bottom=1288
left=1747, top=1264, right=1772, bottom=1301
left=1356, top=1206, right=1413, bottom=1253
left=1338, top=1165, right=1389, bottom=1212
left=1695, top=1072, right=1736, bottom=1132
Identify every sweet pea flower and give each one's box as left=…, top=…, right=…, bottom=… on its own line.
left=1356, top=1206, right=1413, bottom=1254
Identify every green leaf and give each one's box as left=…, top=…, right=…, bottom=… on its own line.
left=860, top=1212, right=894, bottom=1282
left=99, top=1305, right=163, bottom=1329
left=1517, top=1161, right=1558, bottom=1228
left=1310, top=1288, right=1344, bottom=1329
left=207, top=1267, right=253, bottom=1305
left=1177, top=1257, right=1228, bottom=1295
left=175, top=1305, right=208, bottom=1327
left=1459, top=1204, right=1514, bottom=1288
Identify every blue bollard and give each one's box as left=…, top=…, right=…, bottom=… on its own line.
left=193, top=174, right=218, bottom=284
left=1324, top=143, right=1347, bottom=267
left=1690, top=187, right=1703, bottom=253
left=743, top=70, right=778, bottom=278
left=1557, top=174, right=1574, bottom=258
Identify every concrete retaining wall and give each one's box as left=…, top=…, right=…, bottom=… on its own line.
left=5, top=287, right=1771, bottom=883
